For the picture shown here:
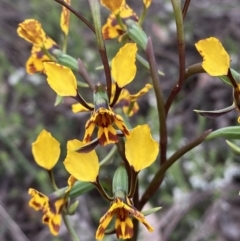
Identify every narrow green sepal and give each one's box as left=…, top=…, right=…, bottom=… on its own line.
left=219, top=68, right=240, bottom=86
left=226, top=140, right=240, bottom=156
left=126, top=19, right=148, bottom=50
left=54, top=95, right=63, bottom=106
left=94, top=83, right=109, bottom=109
left=206, top=126, right=240, bottom=141
left=52, top=49, right=78, bottom=71
left=194, top=104, right=235, bottom=119
left=113, top=165, right=128, bottom=198
left=67, top=200, right=80, bottom=215
left=141, top=207, right=162, bottom=216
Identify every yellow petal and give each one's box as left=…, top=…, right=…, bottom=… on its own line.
left=42, top=213, right=61, bottom=236
left=143, top=0, right=152, bottom=8
left=96, top=201, right=117, bottom=240
left=129, top=84, right=152, bottom=101
left=102, top=14, right=123, bottom=40
left=17, top=19, right=46, bottom=46
left=26, top=38, right=57, bottom=74
left=195, top=37, right=230, bottom=76
left=26, top=52, right=50, bottom=74
left=102, top=4, right=138, bottom=40
left=43, top=62, right=77, bottom=96
left=72, top=103, right=93, bottom=113
left=28, top=188, right=49, bottom=211
left=112, top=43, right=137, bottom=87
left=101, top=0, right=125, bottom=14
left=64, top=140, right=99, bottom=182
left=125, top=125, right=159, bottom=172
left=60, top=0, right=71, bottom=35
left=32, top=130, right=60, bottom=170
left=66, top=175, right=77, bottom=193
left=42, top=198, right=65, bottom=235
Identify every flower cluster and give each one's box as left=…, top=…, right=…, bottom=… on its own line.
left=18, top=0, right=160, bottom=239
left=16, top=0, right=240, bottom=240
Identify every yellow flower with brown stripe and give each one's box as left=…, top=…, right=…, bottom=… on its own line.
left=17, top=19, right=58, bottom=74
left=28, top=188, right=66, bottom=236
left=102, top=3, right=138, bottom=40
left=43, top=43, right=138, bottom=146
left=96, top=197, right=153, bottom=240
left=84, top=104, right=130, bottom=146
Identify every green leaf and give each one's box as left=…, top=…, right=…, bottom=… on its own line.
left=194, top=104, right=235, bottom=119
left=52, top=181, right=94, bottom=200
left=142, top=207, right=162, bottom=216
left=219, top=68, right=240, bottom=86
left=54, top=95, right=63, bottom=106
left=206, top=126, right=240, bottom=141
left=226, top=140, right=240, bottom=155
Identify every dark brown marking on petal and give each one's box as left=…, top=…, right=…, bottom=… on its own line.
left=36, top=50, right=44, bottom=59
left=108, top=131, right=119, bottom=144
left=97, top=225, right=106, bottom=237
left=125, top=223, right=134, bottom=238
left=51, top=220, right=60, bottom=233
left=83, top=134, right=92, bottom=143
left=29, top=63, right=37, bottom=73
left=43, top=215, right=50, bottom=224
left=31, top=201, right=42, bottom=209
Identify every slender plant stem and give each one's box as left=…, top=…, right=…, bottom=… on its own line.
left=146, top=38, right=167, bottom=166
left=131, top=180, right=139, bottom=241
left=182, top=0, right=192, bottom=20
left=62, top=34, right=68, bottom=54
left=54, top=0, right=95, bottom=33
left=94, top=177, right=113, bottom=201
left=185, top=63, right=205, bottom=80
left=138, top=129, right=211, bottom=210
left=62, top=214, right=80, bottom=241
left=228, top=68, right=238, bottom=88
left=100, top=145, right=117, bottom=166
left=165, top=0, right=185, bottom=115
left=48, top=169, right=59, bottom=191
left=138, top=6, right=147, bottom=26
left=42, top=45, right=56, bottom=61
left=77, top=58, right=95, bottom=90
left=74, top=92, right=94, bottom=110
left=116, top=14, right=126, bottom=30
left=88, top=0, right=112, bottom=100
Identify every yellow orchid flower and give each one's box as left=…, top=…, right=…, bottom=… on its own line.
left=28, top=188, right=66, bottom=236
left=96, top=197, right=153, bottom=240
left=114, top=83, right=152, bottom=116
left=101, top=0, right=152, bottom=40
left=195, top=37, right=240, bottom=121
left=125, top=125, right=159, bottom=172
left=64, top=139, right=100, bottom=182
left=100, top=0, right=125, bottom=15
left=60, top=0, right=71, bottom=36
left=17, top=19, right=58, bottom=74
left=43, top=43, right=138, bottom=146
left=32, top=129, right=60, bottom=170
left=83, top=104, right=130, bottom=146
left=102, top=3, right=138, bottom=40
left=195, top=37, right=230, bottom=76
